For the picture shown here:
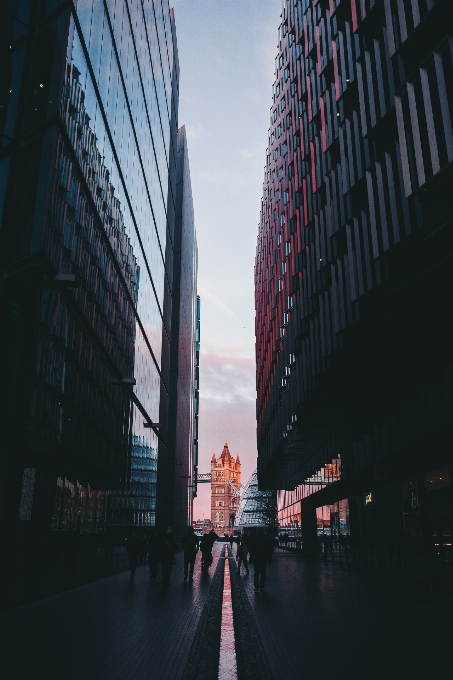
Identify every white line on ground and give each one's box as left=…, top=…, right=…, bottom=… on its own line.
left=218, top=545, right=238, bottom=680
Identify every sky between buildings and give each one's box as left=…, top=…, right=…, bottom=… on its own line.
left=171, top=0, right=282, bottom=519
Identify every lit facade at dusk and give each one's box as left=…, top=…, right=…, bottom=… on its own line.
left=255, top=0, right=452, bottom=583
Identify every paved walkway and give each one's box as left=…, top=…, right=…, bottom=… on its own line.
left=1, top=544, right=451, bottom=679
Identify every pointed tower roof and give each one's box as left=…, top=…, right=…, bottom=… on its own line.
left=220, top=441, right=231, bottom=460
left=211, top=451, right=216, bottom=461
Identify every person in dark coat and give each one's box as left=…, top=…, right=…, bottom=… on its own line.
left=200, top=533, right=213, bottom=573
left=148, top=529, right=160, bottom=581
left=208, top=529, right=219, bottom=547
left=237, top=534, right=249, bottom=576
left=161, top=528, right=177, bottom=589
left=126, top=531, right=140, bottom=580
left=253, top=530, right=268, bottom=592
left=162, top=528, right=177, bottom=588
left=229, top=534, right=234, bottom=549
left=181, top=527, right=199, bottom=582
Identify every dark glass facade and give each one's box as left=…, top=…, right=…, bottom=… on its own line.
left=255, top=0, right=452, bottom=585
left=158, top=125, right=198, bottom=536
left=0, top=0, right=195, bottom=606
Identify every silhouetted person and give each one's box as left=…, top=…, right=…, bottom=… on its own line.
left=229, top=535, right=234, bottom=549
left=161, top=528, right=177, bottom=589
left=200, top=533, right=213, bottom=573
left=126, top=531, right=139, bottom=580
left=181, top=527, right=199, bottom=582
left=237, top=534, right=249, bottom=576
left=253, top=531, right=268, bottom=592
left=148, top=529, right=160, bottom=581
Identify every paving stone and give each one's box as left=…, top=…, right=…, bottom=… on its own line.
left=240, top=550, right=453, bottom=680
left=1, top=544, right=451, bottom=680
left=0, top=543, right=224, bottom=680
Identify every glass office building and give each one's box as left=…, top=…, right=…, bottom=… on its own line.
left=160, top=125, right=198, bottom=536
left=0, top=1, right=196, bottom=606
left=236, top=470, right=277, bottom=531
left=255, top=0, right=452, bottom=585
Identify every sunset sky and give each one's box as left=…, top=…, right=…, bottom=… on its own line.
left=172, top=0, right=281, bottom=518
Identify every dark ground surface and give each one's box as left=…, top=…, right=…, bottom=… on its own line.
left=1, top=544, right=452, bottom=680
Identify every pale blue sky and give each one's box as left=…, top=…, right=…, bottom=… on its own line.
left=171, top=0, right=281, bottom=517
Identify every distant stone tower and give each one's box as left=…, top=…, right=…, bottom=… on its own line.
left=211, top=442, right=241, bottom=532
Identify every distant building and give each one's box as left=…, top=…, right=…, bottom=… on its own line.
left=210, top=443, right=241, bottom=532
left=193, top=518, right=212, bottom=533
left=236, top=470, right=276, bottom=531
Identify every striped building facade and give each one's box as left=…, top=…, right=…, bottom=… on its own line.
left=255, top=0, right=452, bottom=583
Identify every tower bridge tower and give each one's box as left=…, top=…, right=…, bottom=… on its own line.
left=210, top=442, right=241, bottom=533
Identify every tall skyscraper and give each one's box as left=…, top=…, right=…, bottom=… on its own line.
left=158, top=125, right=198, bottom=535
left=0, top=1, right=196, bottom=604
left=255, top=0, right=452, bottom=584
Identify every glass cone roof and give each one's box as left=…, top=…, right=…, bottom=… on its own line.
left=235, top=469, right=276, bottom=528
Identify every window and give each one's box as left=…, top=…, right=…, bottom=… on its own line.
left=276, top=83, right=280, bottom=96
left=281, top=143, right=287, bottom=156
left=276, top=124, right=282, bottom=138
left=278, top=278, right=283, bottom=292
left=281, top=261, right=287, bottom=275
left=286, top=295, right=294, bottom=309
left=284, top=67, right=290, bottom=81
left=283, top=191, right=289, bottom=205
left=285, top=240, right=291, bottom=256
left=280, top=98, right=286, bottom=112
left=277, top=233, right=281, bottom=246
left=278, top=166, right=283, bottom=180
left=279, top=212, right=285, bottom=227
left=275, top=190, right=280, bottom=202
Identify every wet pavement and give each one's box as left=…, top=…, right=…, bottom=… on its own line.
left=1, top=544, right=451, bottom=679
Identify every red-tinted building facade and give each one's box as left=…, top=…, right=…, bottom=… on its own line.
left=255, top=0, right=452, bottom=585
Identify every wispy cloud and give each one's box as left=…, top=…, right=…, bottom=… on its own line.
left=197, top=170, right=244, bottom=189
left=185, top=123, right=205, bottom=140
left=239, top=144, right=265, bottom=161
left=197, top=285, right=236, bottom=318
left=200, top=352, right=256, bottom=406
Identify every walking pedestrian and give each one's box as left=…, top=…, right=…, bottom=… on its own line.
left=229, top=534, right=234, bottom=549
left=181, top=527, right=199, bottom=582
left=148, top=529, right=159, bottom=581
left=161, top=528, right=177, bottom=589
left=237, top=534, right=249, bottom=575
left=200, top=532, right=213, bottom=573
left=253, top=530, right=268, bottom=592
left=126, top=531, right=140, bottom=580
